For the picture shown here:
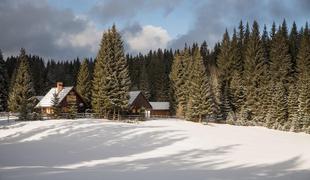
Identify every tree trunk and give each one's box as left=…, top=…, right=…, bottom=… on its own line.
left=118, top=109, right=120, bottom=121
left=113, top=108, right=116, bottom=120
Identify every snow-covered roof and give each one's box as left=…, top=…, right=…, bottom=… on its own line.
left=150, top=102, right=170, bottom=110
left=35, top=87, right=73, bottom=108
left=129, top=91, right=141, bottom=105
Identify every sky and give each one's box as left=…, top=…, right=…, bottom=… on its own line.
left=0, top=0, right=309, bottom=60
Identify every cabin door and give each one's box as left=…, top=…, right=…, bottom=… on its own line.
left=145, top=110, right=150, bottom=118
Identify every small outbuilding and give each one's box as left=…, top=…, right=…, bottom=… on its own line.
left=35, top=82, right=86, bottom=114
left=150, top=102, right=170, bottom=117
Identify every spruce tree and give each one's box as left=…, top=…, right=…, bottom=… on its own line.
left=7, top=49, right=35, bottom=120
left=76, top=59, right=91, bottom=105
left=262, top=25, right=270, bottom=63
left=270, top=24, right=292, bottom=85
left=244, top=22, right=250, bottom=48
left=92, top=25, right=130, bottom=119
left=92, top=31, right=110, bottom=117
left=288, top=84, right=300, bottom=131
left=139, top=62, right=151, bottom=99
left=67, top=102, right=77, bottom=119
left=271, top=22, right=277, bottom=39
left=269, top=23, right=292, bottom=127
left=237, top=21, right=245, bottom=70
left=51, top=92, right=61, bottom=118
left=109, top=25, right=131, bottom=119
left=297, top=23, right=310, bottom=131
left=268, top=82, right=288, bottom=130
left=187, top=48, right=213, bottom=122
left=289, top=22, right=299, bottom=81
left=231, top=29, right=243, bottom=73
left=217, top=30, right=232, bottom=119
left=243, top=21, right=265, bottom=123
left=217, top=30, right=231, bottom=81
left=152, top=52, right=169, bottom=101
left=0, top=50, right=8, bottom=112
left=169, top=48, right=191, bottom=117
left=230, top=71, right=245, bottom=115
left=169, top=52, right=182, bottom=116
left=229, top=29, right=245, bottom=116
left=200, top=41, right=209, bottom=68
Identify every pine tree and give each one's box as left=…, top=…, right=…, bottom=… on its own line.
left=92, top=31, right=110, bottom=117
left=109, top=25, right=131, bottom=119
left=229, top=29, right=245, bottom=116
left=244, top=22, right=250, bottom=48
left=289, top=22, right=299, bottom=81
left=271, top=22, right=277, bottom=39
left=230, top=71, right=245, bottom=115
left=153, top=51, right=169, bottom=101
left=270, top=23, right=292, bottom=85
left=269, top=23, right=292, bottom=127
left=217, top=30, right=231, bottom=81
left=288, top=84, right=300, bottom=131
left=262, top=24, right=270, bottom=63
left=268, top=82, right=288, bottom=130
left=76, top=59, right=91, bottom=106
left=237, top=21, right=245, bottom=70
left=297, top=23, right=310, bottom=131
left=217, top=30, right=232, bottom=119
left=200, top=41, right=209, bottom=68
left=92, top=25, right=130, bottom=119
left=139, top=62, right=151, bottom=99
left=7, top=49, right=35, bottom=120
left=67, top=102, right=77, bottom=119
left=230, top=29, right=243, bottom=72
left=169, top=48, right=191, bottom=117
left=0, top=50, right=8, bottom=112
left=187, top=48, right=213, bottom=122
left=243, top=21, right=265, bottom=123
left=51, top=92, right=61, bottom=118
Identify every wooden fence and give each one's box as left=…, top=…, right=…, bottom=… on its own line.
left=0, top=112, right=176, bottom=121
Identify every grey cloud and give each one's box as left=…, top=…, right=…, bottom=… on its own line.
left=169, top=0, right=310, bottom=50
left=121, top=22, right=143, bottom=36
left=90, top=0, right=184, bottom=23
left=0, top=0, right=94, bottom=60
left=120, top=23, right=144, bottom=53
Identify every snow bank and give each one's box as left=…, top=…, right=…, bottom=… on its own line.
left=0, top=119, right=310, bottom=180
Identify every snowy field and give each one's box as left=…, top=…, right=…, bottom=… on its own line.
left=0, top=119, right=310, bottom=180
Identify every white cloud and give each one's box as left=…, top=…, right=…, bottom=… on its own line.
left=56, top=20, right=101, bottom=54
left=123, top=25, right=171, bottom=53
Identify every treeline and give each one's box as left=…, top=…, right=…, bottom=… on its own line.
left=127, top=49, right=173, bottom=101
left=170, top=20, right=310, bottom=133
left=4, top=54, right=88, bottom=95
left=215, top=20, right=310, bottom=133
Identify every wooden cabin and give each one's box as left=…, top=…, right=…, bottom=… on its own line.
left=35, top=82, right=86, bottom=114
left=150, top=102, right=170, bottom=117
left=128, top=91, right=152, bottom=117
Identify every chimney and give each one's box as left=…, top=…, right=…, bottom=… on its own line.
left=56, top=82, right=63, bottom=94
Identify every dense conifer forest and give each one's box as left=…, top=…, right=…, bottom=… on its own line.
left=0, top=20, right=309, bottom=133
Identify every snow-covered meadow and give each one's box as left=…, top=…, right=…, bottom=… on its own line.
left=0, top=119, right=310, bottom=180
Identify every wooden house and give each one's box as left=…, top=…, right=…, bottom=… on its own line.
left=150, top=102, right=170, bottom=117
left=35, top=82, right=86, bottom=114
left=128, top=91, right=152, bottom=117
